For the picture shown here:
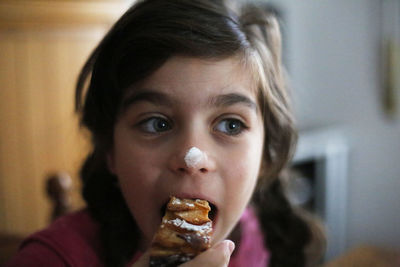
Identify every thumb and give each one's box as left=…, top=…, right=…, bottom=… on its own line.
left=180, top=240, right=235, bottom=267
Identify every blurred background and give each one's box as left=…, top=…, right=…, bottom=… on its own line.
left=0, top=0, right=399, bottom=265
left=269, top=0, right=400, bottom=264
left=0, top=0, right=130, bottom=263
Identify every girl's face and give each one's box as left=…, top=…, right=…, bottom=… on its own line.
left=108, top=56, right=265, bottom=248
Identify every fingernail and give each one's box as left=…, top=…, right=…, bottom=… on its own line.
left=224, top=240, right=235, bottom=254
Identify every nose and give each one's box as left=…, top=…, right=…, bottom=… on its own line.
left=169, top=146, right=216, bottom=175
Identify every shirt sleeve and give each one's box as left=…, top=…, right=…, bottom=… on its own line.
left=5, top=240, right=67, bottom=267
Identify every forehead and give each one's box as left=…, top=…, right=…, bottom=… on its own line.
left=126, top=56, right=259, bottom=107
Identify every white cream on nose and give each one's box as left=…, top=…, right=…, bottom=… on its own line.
left=184, top=147, right=206, bottom=168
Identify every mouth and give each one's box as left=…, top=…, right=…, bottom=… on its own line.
left=208, top=202, right=217, bottom=221
left=159, top=197, right=218, bottom=222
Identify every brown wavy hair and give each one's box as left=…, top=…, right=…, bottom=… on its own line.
left=75, top=0, right=316, bottom=266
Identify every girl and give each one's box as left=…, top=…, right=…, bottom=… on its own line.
left=7, top=0, right=324, bottom=266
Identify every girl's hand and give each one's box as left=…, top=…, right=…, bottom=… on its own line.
left=131, top=240, right=235, bottom=267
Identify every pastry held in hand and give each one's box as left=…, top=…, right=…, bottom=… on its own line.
left=149, top=196, right=213, bottom=267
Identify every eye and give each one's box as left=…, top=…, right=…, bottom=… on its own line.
left=139, top=117, right=172, bottom=133
left=214, top=118, right=246, bottom=136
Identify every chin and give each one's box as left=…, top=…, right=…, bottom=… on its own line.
left=211, top=220, right=235, bottom=245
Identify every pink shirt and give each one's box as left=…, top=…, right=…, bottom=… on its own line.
left=6, top=207, right=269, bottom=266
left=5, top=209, right=104, bottom=267
left=229, top=207, right=270, bottom=267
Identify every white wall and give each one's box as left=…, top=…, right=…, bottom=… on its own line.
left=269, top=0, right=400, bottom=251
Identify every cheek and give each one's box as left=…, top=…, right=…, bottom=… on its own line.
left=228, top=134, right=263, bottom=190
left=214, top=133, right=264, bottom=242
left=110, top=140, right=165, bottom=243
left=225, top=147, right=261, bottom=205
left=111, top=133, right=164, bottom=186
left=114, top=151, right=155, bottom=206
left=116, top=164, right=162, bottom=244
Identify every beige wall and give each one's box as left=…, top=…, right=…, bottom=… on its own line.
left=0, top=0, right=128, bottom=236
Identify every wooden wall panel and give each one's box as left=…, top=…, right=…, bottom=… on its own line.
left=0, top=39, right=24, bottom=233
left=0, top=1, right=127, bottom=236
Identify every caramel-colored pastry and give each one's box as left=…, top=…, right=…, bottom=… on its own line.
left=149, top=197, right=213, bottom=266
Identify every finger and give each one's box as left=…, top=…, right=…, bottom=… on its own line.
left=180, top=240, right=235, bottom=267
left=131, top=251, right=150, bottom=267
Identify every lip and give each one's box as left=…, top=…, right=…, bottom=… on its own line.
left=174, top=192, right=216, bottom=204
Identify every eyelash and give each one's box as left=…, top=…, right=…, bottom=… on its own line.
left=137, top=116, right=172, bottom=134
left=136, top=116, right=249, bottom=136
left=214, top=118, right=249, bottom=136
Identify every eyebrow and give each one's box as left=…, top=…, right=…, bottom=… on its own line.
left=121, top=90, right=257, bottom=112
left=122, top=91, right=174, bottom=111
left=210, top=93, right=258, bottom=111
